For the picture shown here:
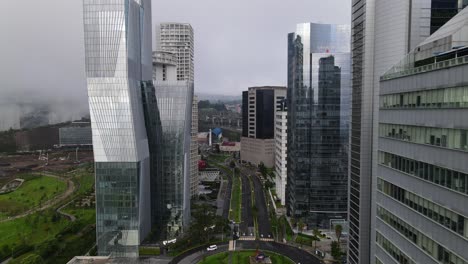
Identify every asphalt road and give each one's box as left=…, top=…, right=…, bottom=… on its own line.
left=238, top=241, right=322, bottom=264
left=251, top=174, right=273, bottom=239
left=177, top=241, right=322, bottom=264
left=239, top=173, right=254, bottom=237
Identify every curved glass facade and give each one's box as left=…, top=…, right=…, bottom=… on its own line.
left=286, top=23, right=351, bottom=228
left=83, top=0, right=153, bottom=257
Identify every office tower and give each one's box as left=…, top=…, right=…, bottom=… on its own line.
left=157, top=23, right=198, bottom=202
left=190, top=96, right=200, bottom=197
left=83, top=0, right=153, bottom=257
left=375, top=10, right=468, bottom=264
left=431, top=0, right=468, bottom=33
left=157, top=23, right=194, bottom=82
left=286, top=23, right=351, bottom=229
left=274, top=99, right=287, bottom=206
left=240, top=86, right=287, bottom=167
left=348, top=1, right=467, bottom=263
left=152, top=51, right=193, bottom=238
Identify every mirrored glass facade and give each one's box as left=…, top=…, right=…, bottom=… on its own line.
left=154, top=81, right=193, bottom=239
left=83, top=0, right=153, bottom=257
left=286, top=23, right=351, bottom=228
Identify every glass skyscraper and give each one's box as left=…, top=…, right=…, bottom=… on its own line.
left=286, top=23, right=351, bottom=229
left=153, top=52, right=193, bottom=239
left=83, top=0, right=153, bottom=257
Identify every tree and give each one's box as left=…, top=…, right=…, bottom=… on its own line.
left=334, top=224, right=343, bottom=243
left=21, top=254, right=44, bottom=264
left=311, top=235, right=320, bottom=250
left=229, top=160, right=235, bottom=168
left=297, top=219, right=305, bottom=235
left=312, top=228, right=321, bottom=250
left=258, top=162, right=267, bottom=176
left=331, top=241, right=342, bottom=261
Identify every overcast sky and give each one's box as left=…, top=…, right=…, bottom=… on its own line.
left=0, top=0, right=351, bottom=110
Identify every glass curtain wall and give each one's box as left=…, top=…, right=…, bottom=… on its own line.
left=287, top=23, right=351, bottom=228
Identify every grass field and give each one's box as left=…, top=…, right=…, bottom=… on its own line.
left=0, top=210, right=70, bottom=251
left=0, top=175, right=67, bottom=218
left=229, top=173, right=241, bottom=223
left=0, top=164, right=97, bottom=263
left=198, top=250, right=295, bottom=264
left=210, top=154, right=230, bottom=164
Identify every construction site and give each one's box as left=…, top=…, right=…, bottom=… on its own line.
left=0, top=149, right=94, bottom=186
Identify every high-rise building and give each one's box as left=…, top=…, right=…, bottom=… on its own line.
left=375, top=10, right=468, bottom=264
left=348, top=1, right=467, bottom=263
left=430, top=0, right=468, bottom=33
left=274, top=100, right=287, bottom=206
left=240, top=86, right=287, bottom=167
left=152, top=51, right=193, bottom=238
left=286, top=23, right=351, bottom=229
left=83, top=0, right=153, bottom=257
left=157, top=23, right=194, bottom=82
left=190, top=96, right=200, bottom=197
left=157, top=23, right=198, bottom=202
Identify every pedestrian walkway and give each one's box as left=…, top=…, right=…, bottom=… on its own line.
left=229, top=240, right=235, bottom=251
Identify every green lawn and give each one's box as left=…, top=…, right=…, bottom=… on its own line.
left=0, top=164, right=97, bottom=263
left=278, top=216, right=294, bottom=241
left=198, top=250, right=295, bottom=264
left=69, top=167, right=94, bottom=196
left=295, top=233, right=315, bottom=246
left=139, top=246, right=161, bottom=256
left=229, top=174, right=241, bottom=223
left=210, top=154, right=230, bottom=164
left=0, top=210, right=70, bottom=253
left=0, top=175, right=67, bottom=218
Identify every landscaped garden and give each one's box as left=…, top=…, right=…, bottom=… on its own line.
left=0, top=174, right=67, bottom=219
left=229, top=171, right=241, bottom=223
left=198, top=250, right=295, bottom=264
left=0, top=164, right=97, bottom=263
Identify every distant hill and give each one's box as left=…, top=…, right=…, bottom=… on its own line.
left=196, top=92, right=241, bottom=103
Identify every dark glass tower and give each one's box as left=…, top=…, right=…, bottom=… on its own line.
left=242, top=91, right=249, bottom=137
left=431, top=0, right=468, bottom=34
left=255, top=89, right=275, bottom=139
left=286, top=23, right=351, bottom=229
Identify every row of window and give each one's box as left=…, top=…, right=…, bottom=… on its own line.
left=377, top=178, right=468, bottom=238
left=380, top=86, right=468, bottom=109
left=377, top=206, right=467, bottom=264
left=378, top=151, right=468, bottom=195
left=376, top=231, right=415, bottom=264
left=379, top=123, right=468, bottom=151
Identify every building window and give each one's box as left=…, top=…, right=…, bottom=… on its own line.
left=380, top=86, right=468, bottom=109
left=379, top=123, right=468, bottom=151
left=377, top=206, right=467, bottom=264
left=376, top=231, right=415, bottom=264
left=377, top=178, right=468, bottom=239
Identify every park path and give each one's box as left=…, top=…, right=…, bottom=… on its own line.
left=0, top=173, right=75, bottom=223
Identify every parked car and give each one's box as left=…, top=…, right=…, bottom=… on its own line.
left=207, top=245, right=218, bottom=251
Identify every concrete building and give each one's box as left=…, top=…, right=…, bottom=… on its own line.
left=83, top=0, right=154, bottom=257
left=286, top=23, right=351, bottom=229
left=240, top=86, right=287, bottom=167
left=274, top=100, right=287, bottom=206
left=348, top=1, right=467, bottom=263
left=156, top=23, right=194, bottom=82
left=376, top=10, right=468, bottom=264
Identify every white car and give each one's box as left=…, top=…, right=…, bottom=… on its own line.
left=207, top=245, right=218, bottom=251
